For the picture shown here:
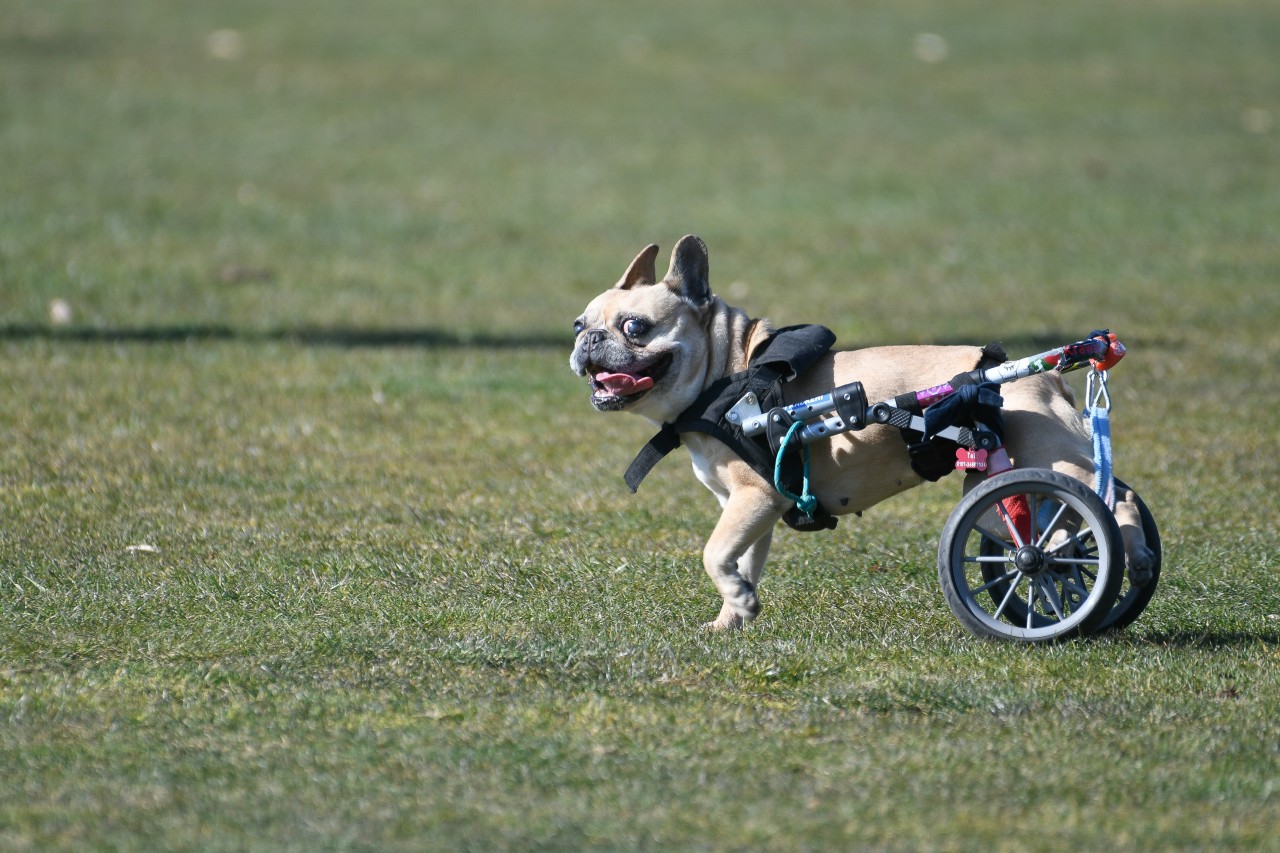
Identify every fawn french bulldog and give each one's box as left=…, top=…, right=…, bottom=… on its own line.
left=571, top=236, right=1153, bottom=629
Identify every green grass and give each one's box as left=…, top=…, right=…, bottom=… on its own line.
left=3, top=0, right=1280, bottom=849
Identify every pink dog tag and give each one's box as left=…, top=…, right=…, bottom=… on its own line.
left=955, top=448, right=988, bottom=472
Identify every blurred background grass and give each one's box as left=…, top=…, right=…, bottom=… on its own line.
left=3, top=1, right=1280, bottom=849
left=4, top=0, right=1276, bottom=343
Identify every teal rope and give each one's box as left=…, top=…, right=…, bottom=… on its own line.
left=774, top=420, right=818, bottom=517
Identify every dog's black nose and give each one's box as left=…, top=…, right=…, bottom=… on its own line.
left=571, top=328, right=609, bottom=375
left=581, top=329, right=608, bottom=358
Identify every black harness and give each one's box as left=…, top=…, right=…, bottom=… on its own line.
left=623, top=324, right=839, bottom=532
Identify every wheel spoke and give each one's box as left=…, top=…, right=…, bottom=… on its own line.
left=992, top=572, right=1025, bottom=622
left=970, top=569, right=1019, bottom=596
left=1050, top=556, right=1103, bottom=566
left=1027, top=491, right=1039, bottom=543
left=1048, top=526, right=1095, bottom=558
left=1035, top=501, right=1070, bottom=549
left=1037, top=577, right=1066, bottom=621
left=1052, top=570, right=1090, bottom=601
left=975, top=523, right=1013, bottom=552
left=995, top=500, right=1026, bottom=548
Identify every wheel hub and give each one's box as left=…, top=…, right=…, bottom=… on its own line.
left=1014, top=545, right=1047, bottom=575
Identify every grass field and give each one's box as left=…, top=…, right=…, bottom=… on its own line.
left=3, top=0, right=1279, bottom=849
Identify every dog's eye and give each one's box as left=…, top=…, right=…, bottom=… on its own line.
left=621, top=318, right=651, bottom=339
left=573, top=318, right=586, bottom=336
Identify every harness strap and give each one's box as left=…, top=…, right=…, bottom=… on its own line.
left=623, top=425, right=682, bottom=492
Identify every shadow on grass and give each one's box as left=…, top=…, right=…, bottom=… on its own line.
left=1138, top=630, right=1280, bottom=650
left=0, top=323, right=570, bottom=350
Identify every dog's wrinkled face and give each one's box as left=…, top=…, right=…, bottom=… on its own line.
left=570, top=237, right=715, bottom=423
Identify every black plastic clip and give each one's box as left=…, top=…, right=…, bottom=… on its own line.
left=832, top=381, right=868, bottom=430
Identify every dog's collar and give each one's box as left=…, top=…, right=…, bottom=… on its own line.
left=623, top=324, right=836, bottom=494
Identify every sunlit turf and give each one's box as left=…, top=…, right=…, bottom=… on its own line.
left=3, top=0, right=1279, bottom=849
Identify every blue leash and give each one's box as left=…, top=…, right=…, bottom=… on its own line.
left=1087, top=369, right=1115, bottom=509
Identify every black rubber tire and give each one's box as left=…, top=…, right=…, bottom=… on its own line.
left=938, top=469, right=1125, bottom=643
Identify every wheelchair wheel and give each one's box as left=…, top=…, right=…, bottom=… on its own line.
left=978, top=478, right=1162, bottom=634
left=1092, top=479, right=1161, bottom=633
left=938, top=469, right=1125, bottom=642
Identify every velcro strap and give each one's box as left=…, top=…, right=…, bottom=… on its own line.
left=980, top=342, right=1007, bottom=367
left=894, top=392, right=922, bottom=415
left=922, top=383, right=1004, bottom=441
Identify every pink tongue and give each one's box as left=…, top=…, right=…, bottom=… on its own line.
left=594, top=371, right=654, bottom=395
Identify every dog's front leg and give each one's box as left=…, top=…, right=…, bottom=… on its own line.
left=702, top=486, right=784, bottom=630
left=707, top=528, right=775, bottom=631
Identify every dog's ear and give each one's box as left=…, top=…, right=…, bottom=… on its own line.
left=664, top=235, right=712, bottom=307
left=615, top=243, right=660, bottom=290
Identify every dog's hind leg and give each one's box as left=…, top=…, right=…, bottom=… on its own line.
left=1113, top=485, right=1156, bottom=584
left=999, top=376, right=1154, bottom=580
left=702, top=486, right=785, bottom=631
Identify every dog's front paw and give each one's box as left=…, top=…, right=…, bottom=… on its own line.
left=704, top=600, right=748, bottom=631
left=704, top=613, right=745, bottom=632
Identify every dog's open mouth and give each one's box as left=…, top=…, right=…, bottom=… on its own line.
left=588, top=353, right=672, bottom=410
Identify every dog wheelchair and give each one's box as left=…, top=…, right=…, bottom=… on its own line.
left=727, top=331, right=1161, bottom=643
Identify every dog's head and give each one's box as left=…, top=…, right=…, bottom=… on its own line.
left=570, top=235, right=721, bottom=423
